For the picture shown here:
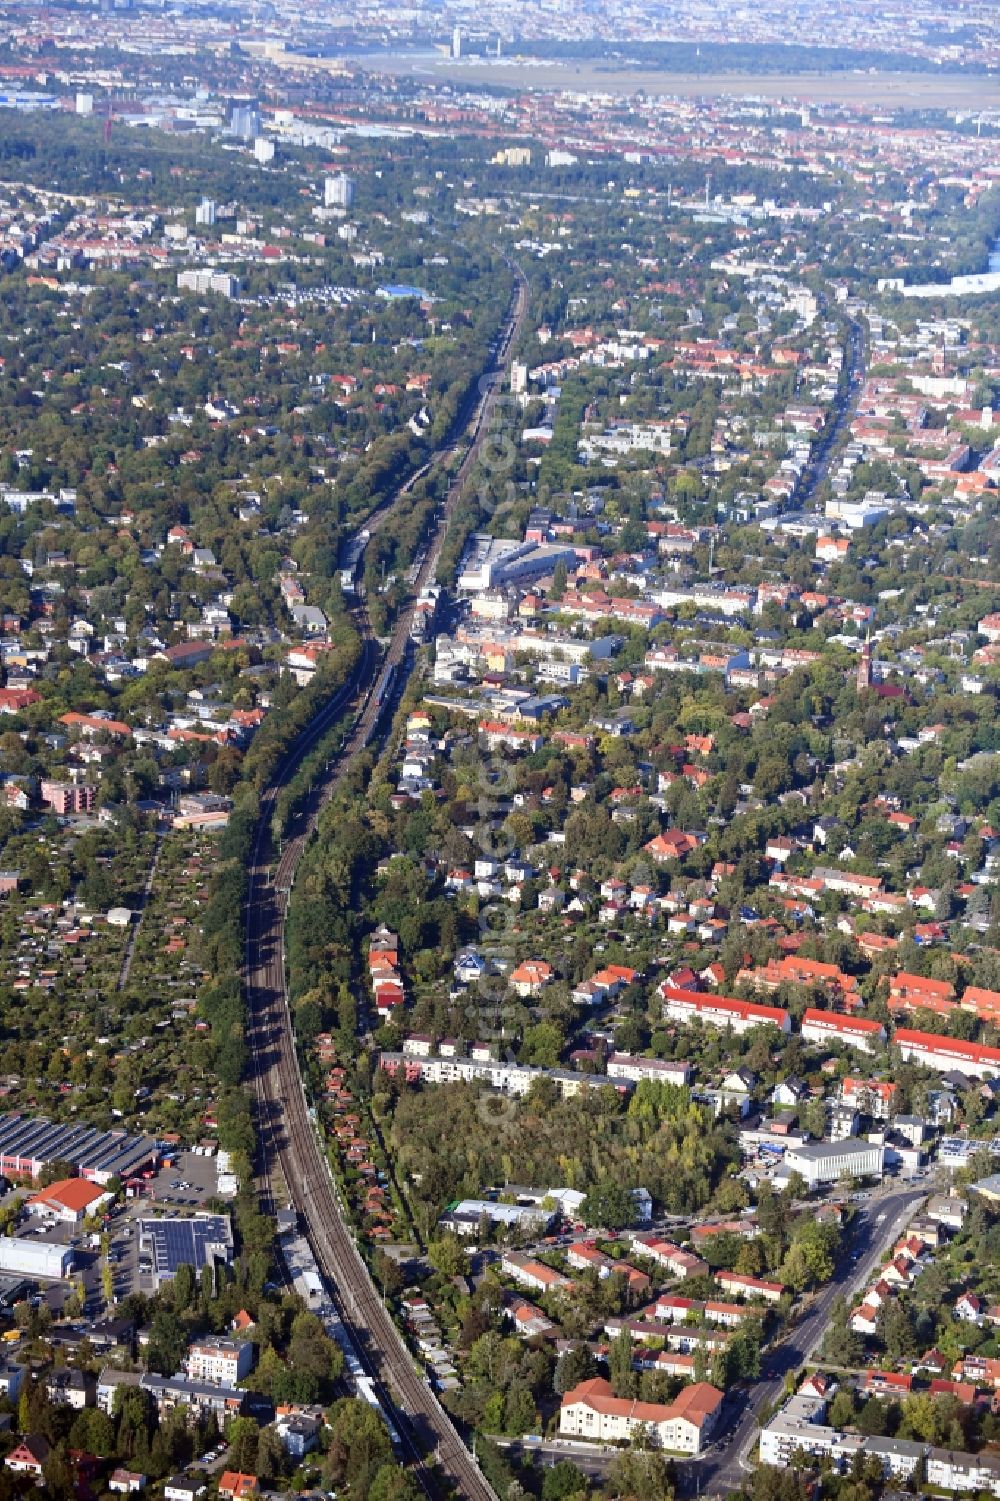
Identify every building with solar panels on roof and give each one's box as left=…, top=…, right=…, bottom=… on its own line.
left=0, top=1114, right=157, bottom=1186
left=136, top=1214, right=233, bottom=1290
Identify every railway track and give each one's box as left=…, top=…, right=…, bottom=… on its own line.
left=244, top=262, right=527, bottom=1499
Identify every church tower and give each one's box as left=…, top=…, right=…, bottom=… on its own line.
left=857, top=635, right=872, bottom=694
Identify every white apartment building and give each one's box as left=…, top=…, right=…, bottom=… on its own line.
left=606, top=1053, right=692, bottom=1086
left=759, top=1392, right=862, bottom=1468
left=559, top=1377, right=721, bottom=1455
left=185, top=1337, right=253, bottom=1386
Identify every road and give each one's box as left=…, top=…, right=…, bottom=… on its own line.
left=678, top=1181, right=925, bottom=1497
left=243, top=260, right=528, bottom=1501
left=116, top=830, right=165, bottom=991
left=789, top=314, right=867, bottom=512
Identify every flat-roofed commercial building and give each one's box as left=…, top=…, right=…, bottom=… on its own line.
left=0, top=1236, right=73, bottom=1279
left=137, top=1215, right=233, bottom=1291
left=783, top=1137, right=885, bottom=1187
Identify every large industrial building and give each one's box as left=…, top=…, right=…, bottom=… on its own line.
left=0, top=1115, right=157, bottom=1186
left=457, top=535, right=579, bottom=594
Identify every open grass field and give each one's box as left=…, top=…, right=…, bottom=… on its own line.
left=350, top=51, right=1000, bottom=109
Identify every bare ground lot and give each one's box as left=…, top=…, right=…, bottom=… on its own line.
left=347, top=53, right=1000, bottom=109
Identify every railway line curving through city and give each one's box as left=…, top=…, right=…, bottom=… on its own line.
left=244, top=259, right=528, bottom=1500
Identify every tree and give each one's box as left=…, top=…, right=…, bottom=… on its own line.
left=226, top=1416, right=261, bottom=1474
left=504, top=1382, right=538, bottom=1435
left=427, top=1235, right=470, bottom=1279
left=374, top=1249, right=405, bottom=1299
left=368, top=1465, right=423, bottom=1501
left=801, top=1097, right=827, bottom=1140
left=69, top=1407, right=115, bottom=1457
left=172, top=1262, right=195, bottom=1311
left=148, top=1306, right=187, bottom=1376
left=608, top=1329, right=637, bottom=1399
left=778, top=1242, right=811, bottom=1293
left=200, top=1264, right=216, bottom=1306
left=255, top=1424, right=286, bottom=1486
left=42, top=1446, right=75, bottom=1501
left=521, top=1020, right=565, bottom=1068
left=794, top=1219, right=838, bottom=1285
left=783, top=1171, right=808, bottom=1203
left=287, top=1309, right=344, bottom=1397
left=857, top=1398, right=889, bottom=1437
left=114, top=1386, right=153, bottom=1460
left=326, top=1399, right=393, bottom=1494
left=554, top=1343, right=597, bottom=1395
left=714, top=1176, right=750, bottom=1215
left=542, top=1459, right=590, bottom=1500
left=877, top=1298, right=916, bottom=1364
left=829, top=1389, right=856, bottom=1429
left=727, top=1329, right=761, bottom=1382
left=606, top=1447, right=674, bottom=1501
left=821, top=1295, right=864, bottom=1368
left=581, top=1180, right=636, bottom=1231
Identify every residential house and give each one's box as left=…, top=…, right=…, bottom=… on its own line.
left=5, top=1435, right=50, bottom=1478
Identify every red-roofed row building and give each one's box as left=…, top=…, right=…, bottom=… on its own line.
left=800, top=1008, right=886, bottom=1054
left=894, top=1027, right=1000, bottom=1079
left=660, top=986, right=791, bottom=1036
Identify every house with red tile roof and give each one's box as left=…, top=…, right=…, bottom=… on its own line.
left=862, top=1370, right=912, bottom=1397
left=715, top=1271, right=785, bottom=1305
left=627, top=1235, right=708, bottom=1280
left=5, top=1435, right=49, bottom=1477
left=510, top=960, right=554, bottom=996
left=218, top=1476, right=259, bottom=1500
left=500, top=1252, right=573, bottom=1296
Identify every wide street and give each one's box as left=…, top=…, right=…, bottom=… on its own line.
left=789, top=313, right=867, bottom=512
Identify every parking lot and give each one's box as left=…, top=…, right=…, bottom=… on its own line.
left=145, top=1149, right=222, bottom=1209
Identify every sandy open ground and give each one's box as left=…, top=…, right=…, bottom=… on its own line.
left=348, top=51, right=1000, bottom=109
